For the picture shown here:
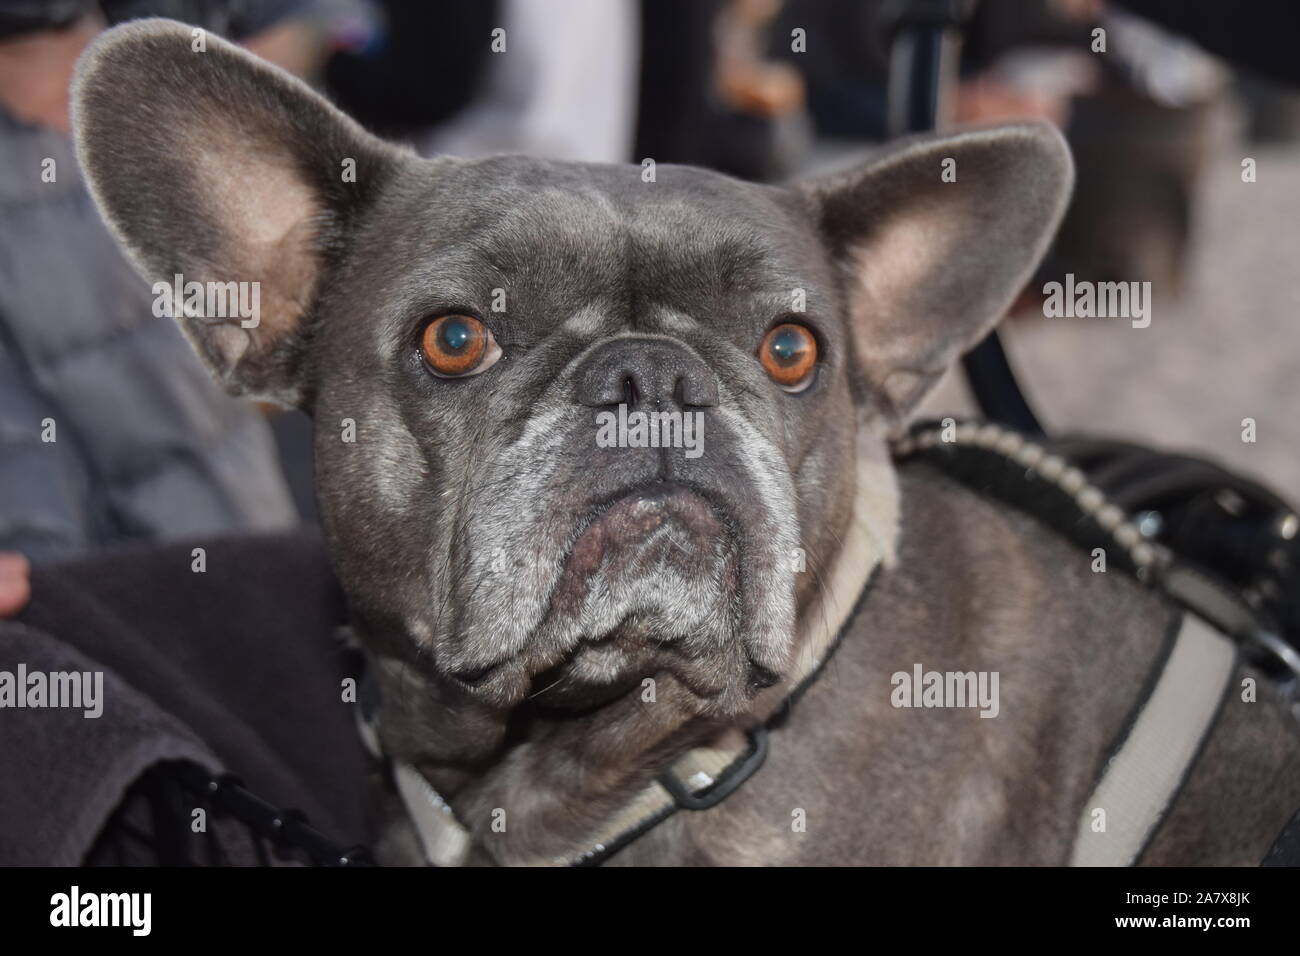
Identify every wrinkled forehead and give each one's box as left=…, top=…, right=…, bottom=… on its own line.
left=372, top=158, right=835, bottom=322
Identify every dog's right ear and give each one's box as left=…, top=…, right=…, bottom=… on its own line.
left=73, top=18, right=405, bottom=406
left=802, top=122, right=1072, bottom=431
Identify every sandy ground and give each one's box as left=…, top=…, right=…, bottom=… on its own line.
left=914, top=133, right=1300, bottom=502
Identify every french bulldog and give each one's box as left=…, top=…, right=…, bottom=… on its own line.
left=72, top=20, right=1300, bottom=865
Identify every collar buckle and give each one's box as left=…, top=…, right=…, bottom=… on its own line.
left=657, top=724, right=769, bottom=811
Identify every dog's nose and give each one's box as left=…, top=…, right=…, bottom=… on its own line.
left=574, top=336, right=720, bottom=408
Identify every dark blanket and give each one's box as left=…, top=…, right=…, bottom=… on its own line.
left=0, top=533, right=368, bottom=865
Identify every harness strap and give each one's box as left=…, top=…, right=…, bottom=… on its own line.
left=391, top=762, right=473, bottom=868
left=897, top=419, right=1296, bottom=866
left=1069, top=612, right=1237, bottom=866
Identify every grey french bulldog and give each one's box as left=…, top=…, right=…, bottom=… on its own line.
left=72, top=20, right=1300, bottom=865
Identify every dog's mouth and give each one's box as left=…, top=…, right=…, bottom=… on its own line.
left=545, top=482, right=732, bottom=619
left=445, top=482, right=760, bottom=707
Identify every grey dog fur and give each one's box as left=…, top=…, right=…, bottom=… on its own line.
left=73, top=19, right=1300, bottom=865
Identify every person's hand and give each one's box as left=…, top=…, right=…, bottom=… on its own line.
left=0, top=12, right=102, bottom=134
left=955, top=75, right=1071, bottom=127
left=0, top=552, right=31, bottom=618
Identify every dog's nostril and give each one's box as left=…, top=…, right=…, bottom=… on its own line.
left=747, top=663, right=781, bottom=691
left=573, top=337, right=718, bottom=408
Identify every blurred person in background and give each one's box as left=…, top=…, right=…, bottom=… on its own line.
left=770, top=0, right=1300, bottom=294
left=635, top=0, right=811, bottom=181
left=417, top=0, right=638, bottom=163
left=324, top=0, right=808, bottom=177
left=325, top=0, right=640, bottom=163
left=0, top=1, right=343, bottom=616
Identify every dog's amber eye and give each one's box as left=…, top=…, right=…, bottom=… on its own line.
left=759, top=323, right=817, bottom=391
left=420, top=315, right=501, bottom=377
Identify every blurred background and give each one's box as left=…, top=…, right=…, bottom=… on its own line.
left=1, top=0, right=1297, bottom=569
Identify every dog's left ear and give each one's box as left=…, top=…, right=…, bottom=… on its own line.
left=803, top=122, right=1073, bottom=428
left=73, top=18, right=406, bottom=406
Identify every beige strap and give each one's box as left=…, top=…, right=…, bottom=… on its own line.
left=571, top=728, right=752, bottom=865
left=394, top=762, right=474, bottom=867
left=1069, top=613, right=1236, bottom=866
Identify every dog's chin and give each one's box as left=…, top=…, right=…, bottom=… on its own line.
left=451, top=484, right=775, bottom=712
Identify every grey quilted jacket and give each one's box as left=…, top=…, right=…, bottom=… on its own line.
left=0, top=110, right=296, bottom=560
